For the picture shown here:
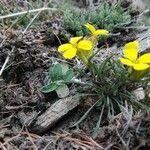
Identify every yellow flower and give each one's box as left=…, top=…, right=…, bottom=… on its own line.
left=120, top=41, right=150, bottom=70
left=58, top=37, right=93, bottom=59
left=85, top=23, right=109, bottom=36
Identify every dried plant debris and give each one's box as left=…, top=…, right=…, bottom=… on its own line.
left=95, top=111, right=150, bottom=149
left=0, top=111, right=149, bottom=150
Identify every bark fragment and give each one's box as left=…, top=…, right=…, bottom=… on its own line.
left=31, top=96, right=80, bottom=134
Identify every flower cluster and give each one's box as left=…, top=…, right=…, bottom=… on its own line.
left=58, top=23, right=109, bottom=64
left=120, top=41, right=150, bottom=71
left=58, top=23, right=150, bottom=77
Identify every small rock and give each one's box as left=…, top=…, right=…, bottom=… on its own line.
left=133, top=87, right=145, bottom=101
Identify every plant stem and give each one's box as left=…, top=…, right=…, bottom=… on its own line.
left=0, top=7, right=57, bottom=20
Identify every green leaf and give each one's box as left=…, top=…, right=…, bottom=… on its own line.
left=56, top=84, right=69, bottom=98
left=63, top=69, right=74, bottom=82
left=40, top=82, right=59, bottom=93
left=61, top=64, right=69, bottom=75
left=49, top=63, right=62, bottom=81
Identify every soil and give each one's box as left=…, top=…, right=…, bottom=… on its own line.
left=0, top=1, right=150, bottom=150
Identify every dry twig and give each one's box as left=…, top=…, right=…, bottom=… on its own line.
left=52, top=131, right=104, bottom=149
left=25, top=128, right=38, bottom=150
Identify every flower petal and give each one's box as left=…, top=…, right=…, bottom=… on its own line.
left=120, top=58, right=134, bottom=66
left=85, top=23, right=96, bottom=35
left=133, top=63, right=149, bottom=70
left=70, top=37, right=83, bottom=45
left=124, top=41, right=139, bottom=51
left=63, top=47, right=77, bottom=59
left=58, top=43, right=73, bottom=52
left=77, top=40, right=93, bottom=51
left=94, top=29, right=109, bottom=36
left=123, top=48, right=138, bottom=62
left=138, top=53, right=150, bottom=64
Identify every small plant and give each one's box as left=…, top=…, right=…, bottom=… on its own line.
left=56, top=23, right=150, bottom=138
left=63, top=3, right=132, bottom=36
left=41, top=63, right=74, bottom=98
